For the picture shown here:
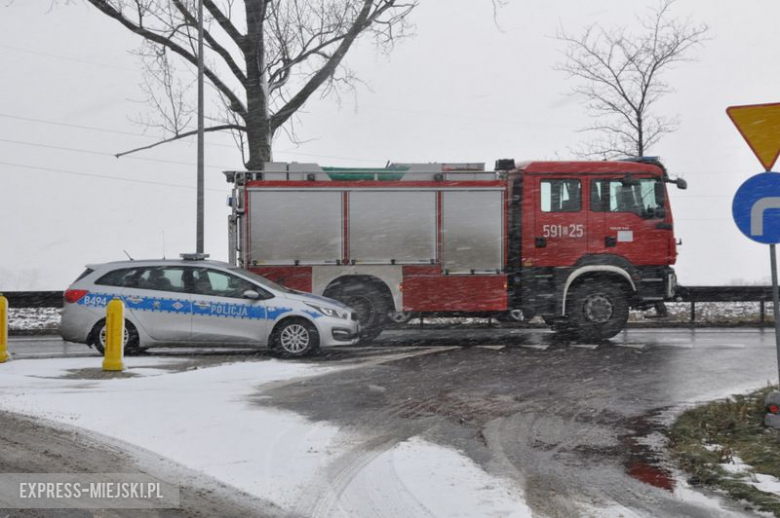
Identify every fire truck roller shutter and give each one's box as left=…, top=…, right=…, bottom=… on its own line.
left=323, top=275, right=394, bottom=344
left=248, top=190, right=343, bottom=265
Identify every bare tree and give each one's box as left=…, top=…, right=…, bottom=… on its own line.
left=556, top=0, right=708, bottom=159
left=84, top=0, right=418, bottom=169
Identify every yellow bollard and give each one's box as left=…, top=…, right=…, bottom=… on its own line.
left=0, top=295, right=9, bottom=363
left=102, top=298, right=125, bottom=372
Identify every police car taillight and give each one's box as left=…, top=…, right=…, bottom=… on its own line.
left=64, top=289, right=89, bottom=304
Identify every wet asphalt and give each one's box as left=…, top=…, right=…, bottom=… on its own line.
left=6, top=328, right=780, bottom=516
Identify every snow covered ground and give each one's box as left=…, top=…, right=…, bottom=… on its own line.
left=8, top=307, right=60, bottom=331
left=721, top=456, right=780, bottom=497
left=0, top=357, right=532, bottom=517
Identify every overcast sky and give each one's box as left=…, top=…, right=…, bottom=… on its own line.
left=1, top=0, right=779, bottom=290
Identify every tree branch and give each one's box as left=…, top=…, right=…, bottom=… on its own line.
left=203, top=0, right=246, bottom=49
left=86, top=0, right=247, bottom=117
left=115, top=123, right=245, bottom=158
left=171, top=0, right=247, bottom=86
left=271, top=0, right=406, bottom=130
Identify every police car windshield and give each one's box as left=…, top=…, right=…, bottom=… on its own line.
left=229, top=268, right=294, bottom=293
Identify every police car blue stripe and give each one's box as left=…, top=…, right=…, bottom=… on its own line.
left=192, top=301, right=267, bottom=320
left=78, top=292, right=303, bottom=321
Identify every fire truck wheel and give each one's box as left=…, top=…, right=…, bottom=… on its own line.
left=270, top=318, right=320, bottom=358
left=326, top=283, right=390, bottom=343
left=88, top=319, right=142, bottom=356
left=566, top=282, right=629, bottom=341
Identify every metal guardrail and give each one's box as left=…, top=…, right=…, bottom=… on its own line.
left=2, top=291, right=64, bottom=309
left=1, top=286, right=775, bottom=325
left=676, top=286, right=774, bottom=325
left=676, top=286, right=774, bottom=302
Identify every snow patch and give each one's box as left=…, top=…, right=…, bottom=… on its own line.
left=0, top=358, right=532, bottom=516
left=721, top=456, right=780, bottom=497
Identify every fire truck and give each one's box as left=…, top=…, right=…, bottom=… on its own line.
left=224, top=157, right=685, bottom=341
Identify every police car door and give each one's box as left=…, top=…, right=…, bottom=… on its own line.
left=121, top=266, right=193, bottom=343
left=188, top=267, right=269, bottom=344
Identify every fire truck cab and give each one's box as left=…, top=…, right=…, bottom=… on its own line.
left=225, top=157, right=683, bottom=342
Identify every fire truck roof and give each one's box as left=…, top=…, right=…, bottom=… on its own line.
left=520, top=160, right=664, bottom=175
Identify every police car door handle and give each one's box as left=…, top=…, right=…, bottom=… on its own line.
left=126, top=296, right=143, bottom=304
left=194, top=301, right=210, bottom=308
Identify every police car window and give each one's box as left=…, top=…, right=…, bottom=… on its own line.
left=161, top=268, right=186, bottom=291
left=190, top=269, right=259, bottom=299
left=135, top=267, right=186, bottom=292
left=541, top=180, right=581, bottom=212
left=75, top=268, right=93, bottom=282
left=95, top=268, right=140, bottom=287
left=230, top=267, right=292, bottom=294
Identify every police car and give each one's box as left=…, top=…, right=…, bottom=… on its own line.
left=60, top=255, right=360, bottom=358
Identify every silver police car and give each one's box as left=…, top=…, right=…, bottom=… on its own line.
left=60, top=255, right=359, bottom=358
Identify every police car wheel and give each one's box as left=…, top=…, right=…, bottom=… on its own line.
left=272, top=318, right=320, bottom=358
left=567, top=282, right=628, bottom=341
left=89, top=319, right=141, bottom=356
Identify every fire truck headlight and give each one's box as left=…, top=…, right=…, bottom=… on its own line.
left=305, top=303, right=348, bottom=320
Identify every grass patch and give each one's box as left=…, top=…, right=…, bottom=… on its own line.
left=670, top=386, right=780, bottom=515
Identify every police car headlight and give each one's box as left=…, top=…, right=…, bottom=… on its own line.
left=305, top=303, right=348, bottom=319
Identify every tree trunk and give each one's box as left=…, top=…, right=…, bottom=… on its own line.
left=244, top=0, right=272, bottom=170
left=636, top=113, right=644, bottom=157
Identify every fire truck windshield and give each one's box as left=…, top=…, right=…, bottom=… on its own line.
left=590, top=178, right=666, bottom=218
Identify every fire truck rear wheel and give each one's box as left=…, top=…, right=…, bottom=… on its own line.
left=566, top=282, right=629, bottom=341
left=326, top=283, right=390, bottom=344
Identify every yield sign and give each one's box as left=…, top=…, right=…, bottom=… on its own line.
left=727, top=102, right=780, bottom=171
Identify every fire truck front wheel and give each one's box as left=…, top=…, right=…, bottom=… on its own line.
left=565, top=281, right=629, bottom=341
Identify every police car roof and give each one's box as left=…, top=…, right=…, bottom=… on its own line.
left=86, top=258, right=231, bottom=270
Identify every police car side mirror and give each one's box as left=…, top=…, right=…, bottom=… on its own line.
left=243, top=290, right=261, bottom=300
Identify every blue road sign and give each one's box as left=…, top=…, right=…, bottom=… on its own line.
left=733, top=172, right=780, bottom=244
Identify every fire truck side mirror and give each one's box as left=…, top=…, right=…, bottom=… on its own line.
left=674, top=178, right=688, bottom=190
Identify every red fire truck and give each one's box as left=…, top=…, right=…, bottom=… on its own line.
left=224, top=157, right=685, bottom=341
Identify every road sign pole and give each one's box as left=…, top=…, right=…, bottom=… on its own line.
left=771, top=245, right=780, bottom=385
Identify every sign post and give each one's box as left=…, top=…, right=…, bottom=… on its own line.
left=728, top=102, right=780, bottom=427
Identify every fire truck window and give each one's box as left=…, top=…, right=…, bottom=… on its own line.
left=540, top=180, right=581, bottom=212
left=591, top=179, right=665, bottom=217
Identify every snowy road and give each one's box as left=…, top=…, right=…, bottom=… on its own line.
left=1, top=328, right=778, bottom=516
